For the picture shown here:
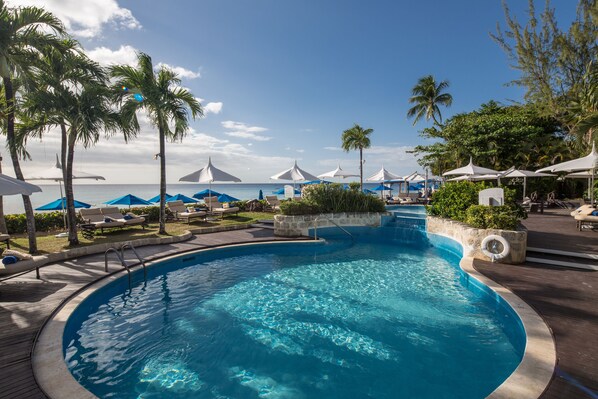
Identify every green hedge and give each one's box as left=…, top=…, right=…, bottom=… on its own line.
left=279, top=184, right=385, bottom=215
left=427, top=181, right=525, bottom=230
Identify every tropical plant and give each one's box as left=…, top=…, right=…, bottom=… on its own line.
left=341, top=124, right=373, bottom=190
left=0, top=0, right=66, bottom=253
left=279, top=184, right=385, bottom=215
left=412, top=102, right=564, bottom=175
left=19, top=40, right=112, bottom=245
left=493, top=0, right=598, bottom=148
left=111, top=53, right=202, bottom=234
left=407, top=75, right=453, bottom=127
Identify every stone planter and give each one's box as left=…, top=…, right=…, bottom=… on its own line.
left=427, top=216, right=527, bottom=264
left=274, top=212, right=387, bottom=237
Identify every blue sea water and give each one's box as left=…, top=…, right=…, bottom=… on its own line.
left=63, top=239, right=523, bottom=399
left=2, top=183, right=404, bottom=215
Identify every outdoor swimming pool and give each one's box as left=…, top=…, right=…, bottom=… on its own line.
left=63, top=233, right=525, bottom=399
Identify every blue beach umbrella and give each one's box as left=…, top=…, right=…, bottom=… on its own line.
left=217, top=193, right=239, bottom=203
left=258, top=189, right=264, bottom=200
left=147, top=193, right=173, bottom=203
left=166, top=193, right=198, bottom=204
left=36, top=197, right=91, bottom=211
left=104, top=194, right=152, bottom=207
left=193, top=189, right=222, bottom=199
left=363, top=188, right=376, bottom=194
left=373, top=184, right=393, bottom=191
left=273, top=187, right=300, bottom=195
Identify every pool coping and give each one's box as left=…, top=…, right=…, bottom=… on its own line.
left=32, top=239, right=556, bottom=399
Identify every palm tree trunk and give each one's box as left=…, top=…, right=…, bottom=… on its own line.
left=359, top=147, right=363, bottom=191
left=3, top=77, right=37, bottom=253
left=0, top=155, right=7, bottom=234
left=159, top=126, right=167, bottom=235
left=60, top=122, right=67, bottom=179
left=66, top=130, right=79, bottom=245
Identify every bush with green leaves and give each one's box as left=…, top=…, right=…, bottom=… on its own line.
left=428, top=181, right=525, bottom=230
left=279, top=184, right=385, bottom=215
left=465, top=205, right=519, bottom=230
left=279, top=201, right=320, bottom=215
left=127, top=206, right=162, bottom=222
left=5, top=211, right=77, bottom=234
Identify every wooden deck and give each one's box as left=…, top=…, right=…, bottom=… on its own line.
left=1, top=225, right=597, bottom=399
left=522, top=209, right=598, bottom=254
left=475, top=259, right=598, bottom=399
left=0, top=228, right=307, bottom=399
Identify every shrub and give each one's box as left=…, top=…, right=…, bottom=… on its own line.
left=465, top=205, right=519, bottom=230
left=127, top=206, right=161, bottom=222
left=279, top=201, right=320, bottom=215
left=5, top=211, right=75, bottom=234
left=279, top=184, right=385, bottom=215
left=428, top=181, right=525, bottom=230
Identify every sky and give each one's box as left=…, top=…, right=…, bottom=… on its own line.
left=4, top=0, right=578, bottom=184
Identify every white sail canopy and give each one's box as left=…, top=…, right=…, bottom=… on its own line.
left=27, top=154, right=105, bottom=181
left=366, top=166, right=401, bottom=182
left=318, top=164, right=358, bottom=179
left=271, top=161, right=318, bottom=182
left=0, top=173, right=42, bottom=196
left=179, top=157, right=242, bottom=183
left=443, top=157, right=499, bottom=176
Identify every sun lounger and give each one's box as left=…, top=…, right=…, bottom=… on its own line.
left=166, top=200, right=206, bottom=223
left=101, top=207, right=146, bottom=229
left=0, top=255, right=47, bottom=279
left=79, top=208, right=125, bottom=233
left=265, top=195, right=281, bottom=212
left=572, top=205, right=598, bottom=230
left=204, top=196, right=240, bottom=218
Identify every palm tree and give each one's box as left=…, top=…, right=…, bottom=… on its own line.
left=19, top=41, right=112, bottom=245
left=111, top=53, right=202, bottom=234
left=0, top=0, right=65, bottom=252
left=341, top=124, right=373, bottom=190
left=407, top=75, right=453, bottom=127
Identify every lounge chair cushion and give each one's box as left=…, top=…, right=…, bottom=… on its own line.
left=2, top=256, right=18, bottom=265
left=0, top=255, right=48, bottom=276
left=3, top=249, right=33, bottom=260
left=100, top=207, right=145, bottom=226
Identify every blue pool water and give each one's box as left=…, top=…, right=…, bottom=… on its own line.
left=63, top=235, right=524, bottom=399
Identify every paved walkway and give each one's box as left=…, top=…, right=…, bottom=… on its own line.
left=0, top=228, right=307, bottom=399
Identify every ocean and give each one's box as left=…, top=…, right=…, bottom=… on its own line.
left=1, top=182, right=393, bottom=215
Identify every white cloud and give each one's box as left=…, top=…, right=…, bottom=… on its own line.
left=297, top=149, right=305, bottom=153
left=324, top=146, right=342, bottom=151
left=221, top=121, right=271, bottom=141
left=87, top=45, right=138, bottom=66
left=10, top=0, right=141, bottom=38
left=156, top=63, right=200, bottom=79
left=204, top=102, right=223, bottom=114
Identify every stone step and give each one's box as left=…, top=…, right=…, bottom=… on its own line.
left=525, top=248, right=598, bottom=271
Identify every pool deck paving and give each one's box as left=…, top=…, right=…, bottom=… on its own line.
left=0, top=225, right=596, bottom=398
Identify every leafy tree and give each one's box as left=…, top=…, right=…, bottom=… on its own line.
left=341, top=124, right=373, bottom=190
left=492, top=0, right=597, bottom=149
left=407, top=75, right=453, bottom=127
left=111, top=53, right=202, bottom=234
left=0, top=0, right=65, bottom=253
left=412, top=102, right=564, bottom=175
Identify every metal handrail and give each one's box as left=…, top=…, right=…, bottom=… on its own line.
left=313, top=217, right=354, bottom=241
left=120, top=243, right=147, bottom=279
left=104, top=248, right=132, bottom=287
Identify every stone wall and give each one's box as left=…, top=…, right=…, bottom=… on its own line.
left=427, top=216, right=527, bottom=264
left=274, top=213, right=386, bottom=237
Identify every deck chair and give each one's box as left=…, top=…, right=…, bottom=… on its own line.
left=265, top=195, right=281, bottom=212
left=79, top=208, right=125, bottom=233
left=101, top=207, right=146, bottom=229
left=166, top=200, right=206, bottom=223
left=204, top=196, right=240, bottom=218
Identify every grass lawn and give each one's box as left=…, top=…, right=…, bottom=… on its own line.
left=8, top=212, right=274, bottom=255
